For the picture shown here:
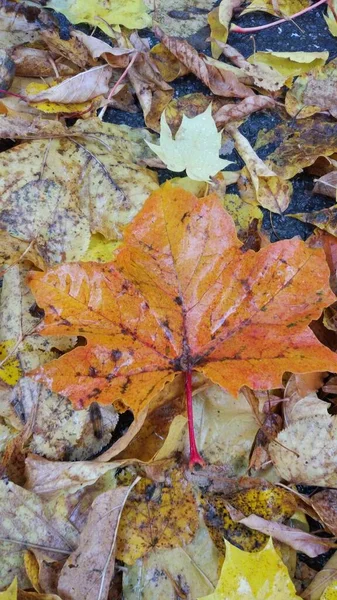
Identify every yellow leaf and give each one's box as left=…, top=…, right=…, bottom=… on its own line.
left=0, top=340, right=22, bottom=386
left=223, top=193, right=262, bottom=235
left=321, top=582, right=337, bottom=599
left=242, top=0, right=308, bottom=17
left=247, top=51, right=328, bottom=86
left=324, top=0, right=337, bottom=37
left=198, top=539, right=301, bottom=600
left=117, top=470, right=199, bottom=564
left=80, top=234, right=120, bottom=262
left=44, top=0, right=151, bottom=34
left=0, top=578, right=17, bottom=600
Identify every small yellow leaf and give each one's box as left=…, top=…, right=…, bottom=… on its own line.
left=321, top=581, right=337, bottom=599
left=44, top=0, right=151, bottom=34
left=0, top=340, right=22, bottom=386
left=198, top=539, right=301, bottom=600
left=247, top=51, right=328, bottom=85
left=324, top=0, right=337, bottom=37
left=223, top=193, right=262, bottom=235
left=0, top=578, right=17, bottom=600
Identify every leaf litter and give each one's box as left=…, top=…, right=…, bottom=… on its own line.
left=1, top=0, right=337, bottom=598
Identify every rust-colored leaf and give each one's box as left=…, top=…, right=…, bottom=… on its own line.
left=28, top=184, right=337, bottom=417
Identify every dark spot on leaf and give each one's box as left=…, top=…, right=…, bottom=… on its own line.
left=174, top=296, right=183, bottom=305
left=111, top=349, right=122, bottom=361
left=88, top=366, right=98, bottom=377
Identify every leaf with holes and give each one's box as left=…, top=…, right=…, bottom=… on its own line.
left=28, top=183, right=337, bottom=467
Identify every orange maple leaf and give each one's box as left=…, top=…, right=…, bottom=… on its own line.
left=28, top=183, right=337, bottom=467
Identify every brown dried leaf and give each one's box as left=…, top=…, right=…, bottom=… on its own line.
left=313, top=171, right=337, bottom=198
left=11, top=47, right=78, bottom=78
left=57, top=484, right=136, bottom=600
left=214, top=95, right=275, bottom=127
left=154, top=26, right=255, bottom=99
left=311, top=489, right=337, bottom=536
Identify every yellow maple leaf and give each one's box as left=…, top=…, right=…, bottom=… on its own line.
left=44, top=0, right=151, bottom=34
left=321, top=581, right=337, bottom=599
left=198, top=539, right=301, bottom=600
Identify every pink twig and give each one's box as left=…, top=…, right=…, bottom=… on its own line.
left=185, top=370, right=205, bottom=469
left=231, top=0, right=327, bottom=33
left=98, top=51, right=138, bottom=120
left=0, top=88, right=27, bottom=101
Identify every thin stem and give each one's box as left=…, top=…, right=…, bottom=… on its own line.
left=0, top=88, right=27, bottom=101
left=185, top=370, right=205, bottom=469
left=98, top=51, right=138, bottom=120
left=231, top=0, right=327, bottom=33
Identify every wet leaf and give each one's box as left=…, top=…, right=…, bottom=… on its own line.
left=285, top=60, right=337, bottom=119
left=28, top=183, right=337, bottom=414
left=289, top=205, right=337, bottom=237
left=255, top=116, right=337, bottom=179
left=43, top=0, right=151, bottom=34
left=198, top=538, right=301, bottom=599
left=248, top=51, right=328, bottom=86
left=116, top=470, right=199, bottom=564
left=146, top=105, right=231, bottom=181
left=0, top=118, right=158, bottom=264
left=202, top=486, right=295, bottom=554
left=222, top=193, right=263, bottom=236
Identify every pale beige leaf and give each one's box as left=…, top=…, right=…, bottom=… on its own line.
left=27, top=66, right=112, bottom=104
left=58, top=484, right=136, bottom=600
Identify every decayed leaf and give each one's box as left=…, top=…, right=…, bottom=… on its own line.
left=0, top=480, right=77, bottom=589
left=154, top=27, right=255, bottom=99
left=0, top=576, right=63, bottom=599
left=123, top=521, right=221, bottom=600
left=11, top=378, right=119, bottom=461
left=198, top=538, right=301, bottom=600
left=0, top=1, right=53, bottom=49
left=285, top=60, right=337, bottom=119
left=26, top=66, right=112, bottom=104
left=0, top=118, right=158, bottom=264
left=28, top=183, right=337, bottom=414
left=289, top=206, right=337, bottom=237
left=57, top=483, right=136, bottom=600
left=146, top=105, right=231, bottom=181
left=0, top=115, right=67, bottom=141
left=202, top=486, right=296, bottom=554
left=116, top=470, right=199, bottom=564
left=254, top=116, right=337, bottom=179
left=43, top=0, right=151, bottom=34
left=269, top=396, right=337, bottom=486
left=228, top=126, right=292, bottom=213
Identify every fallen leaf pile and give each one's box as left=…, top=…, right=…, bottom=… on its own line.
left=2, top=0, right=337, bottom=598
